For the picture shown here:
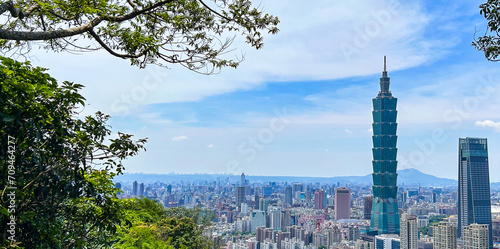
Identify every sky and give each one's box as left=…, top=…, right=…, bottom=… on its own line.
left=22, top=0, right=500, bottom=181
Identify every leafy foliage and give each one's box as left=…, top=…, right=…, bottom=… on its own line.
left=473, top=0, right=500, bottom=61
left=114, top=198, right=216, bottom=249
left=0, top=0, right=279, bottom=73
left=164, top=205, right=216, bottom=228
left=0, top=56, right=146, bottom=248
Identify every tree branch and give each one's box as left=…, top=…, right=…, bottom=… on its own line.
left=198, top=0, right=232, bottom=21
left=0, top=17, right=104, bottom=40
left=0, top=1, right=23, bottom=19
left=24, top=3, right=40, bottom=18
left=103, top=0, right=175, bottom=22
left=127, top=0, right=139, bottom=11
left=87, top=29, right=147, bottom=59
left=0, top=0, right=176, bottom=41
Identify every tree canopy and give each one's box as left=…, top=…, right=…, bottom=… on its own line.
left=0, top=56, right=146, bottom=248
left=473, top=0, right=500, bottom=61
left=114, top=198, right=217, bottom=249
left=0, top=0, right=279, bottom=73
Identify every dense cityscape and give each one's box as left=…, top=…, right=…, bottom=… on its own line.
left=115, top=61, right=500, bottom=249
left=5, top=1, right=500, bottom=249
left=116, top=171, right=500, bottom=249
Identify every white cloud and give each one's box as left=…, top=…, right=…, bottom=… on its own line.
left=171, top=135, right=188, bottom=141
left=207, top=143, right=214, bottom=148
left=345, top=129, right=353, bottom=134
left=475, top=120, right=500, bottom=132
left=26, top=0, right=449, bottom=117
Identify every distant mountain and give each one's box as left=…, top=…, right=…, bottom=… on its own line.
left=396, top=168, right=456, bottom=187
left=114, top=168, right=458, bottom=187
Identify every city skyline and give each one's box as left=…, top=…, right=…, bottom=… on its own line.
left=19, top=0, right=500, bottom=181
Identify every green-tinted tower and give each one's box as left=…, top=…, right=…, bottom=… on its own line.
left=370, top=56, right=400, bottom=235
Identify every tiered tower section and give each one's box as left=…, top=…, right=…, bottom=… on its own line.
left=370, top=56, right=400, bottom=235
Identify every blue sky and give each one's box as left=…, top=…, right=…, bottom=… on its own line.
left=25, top=0, right=500, bottom=181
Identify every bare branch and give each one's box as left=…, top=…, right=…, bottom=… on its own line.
left=198, top=0, right=232, bottom=21
left=24, top=3, right=40, bottom=18
left=127, top=0, right=139, bottom=10
left=104, top=0, right=176, bottom=22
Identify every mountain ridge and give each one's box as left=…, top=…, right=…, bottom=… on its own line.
left=114, top=168, right=460, bottom=187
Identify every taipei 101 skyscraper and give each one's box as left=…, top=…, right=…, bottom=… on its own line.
left=369, top=56, right=400, bottom=235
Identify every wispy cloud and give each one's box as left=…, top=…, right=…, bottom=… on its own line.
left=207, top=143, right=214, bottom=148
left=345, top=129, right=353, bottom=134
left=475, top=120, right=500, bottom=132
left=33, top=0, right=449, bottom=118
left=171, top=135, right=188, bottom=141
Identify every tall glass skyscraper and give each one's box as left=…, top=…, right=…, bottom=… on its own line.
left=458, top=137, right=492, bottom=249
left=370, top=57, right=400, bottom=235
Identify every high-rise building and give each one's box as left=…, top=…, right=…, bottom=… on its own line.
left=241, top=172, right=246, bottom=186
left=335, top=187, right=351, bottom=220
left=241, top=203, right=249, bottom=215
left=463, top=223, right=490, bottom=249
left=458, top=137, right=492, bottom=248
left=236, top=186, right=246, bottom=210
left=254, top=195, right=260, bottom=209
left=370, top=57, right=400, bottom=235
left=139, top=182, right=145, bottom=196
left=256, top=226, right=266, bottom=243
left=264, top=228, right=275, bottom=242
left=314, top=190, right=325, bottom=210
left=251, top=210, right=266, bottom=232
left=285, top=186, right=293, bottom=206
left=263, top=186, right=273, bottom=197
left=364, top=196, right=374, bottom=220
left=400, top=214, right=418, bottom=249
left=269, top=207, right=282, bottom=230
left=433, top=221, right=457, bottom=249
left=276, top=231, right=291, bottom=249
left=293, top=183, right=303, bottom=195
left=167, top=184, right=172, bottom=195
left=349, top=226, right=361, bottom=241
left=281, top=209, right=291, bottom=229
left=132, top=181, right=138, bottom=196
left=259, top=198, right=270, bottom=212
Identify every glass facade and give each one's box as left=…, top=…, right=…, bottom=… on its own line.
left=458, top=137, right=492, bottom=249
left=370, top=58, right=400, bottom=235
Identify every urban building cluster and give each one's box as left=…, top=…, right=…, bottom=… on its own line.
left=116, top=59, right=500, bottom=249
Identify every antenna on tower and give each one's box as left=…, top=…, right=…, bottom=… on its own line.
left=383, top=56, right=387, bottom=72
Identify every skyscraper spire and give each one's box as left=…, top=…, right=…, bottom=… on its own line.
left=379, top=56, right=391, bottom=95
left=384, top=55, right=387, bottom=72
